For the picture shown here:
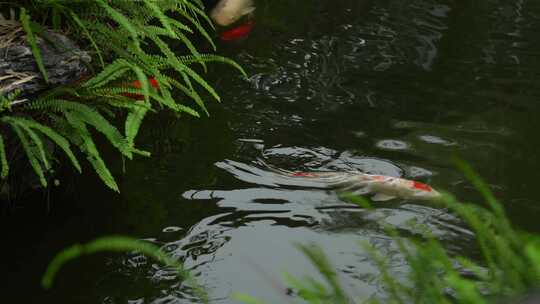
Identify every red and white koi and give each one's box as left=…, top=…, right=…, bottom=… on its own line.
left=272, top=168, right=441, bottom=202
left=121, top=77, right=160, bottom=100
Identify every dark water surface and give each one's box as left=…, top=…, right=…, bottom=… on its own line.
left=4, top=0, right=540, bottom=303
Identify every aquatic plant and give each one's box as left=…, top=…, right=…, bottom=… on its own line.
left=42, top=161, right=540, bottom=303
left=236, top=161, right=540, bottom=303
left=0, top=0, right=245, bottom=191
left=42, top=236, right=209, bottom=303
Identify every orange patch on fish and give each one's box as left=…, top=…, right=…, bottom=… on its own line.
left=219, top=20, right=254, bottom=41
left=412, top=181, right=432, bottom=192
left=122, top=77, right=160, bottom=100
left=292, top=172, right=318, bottom=177
left=132, top=77, right=159, bottom=90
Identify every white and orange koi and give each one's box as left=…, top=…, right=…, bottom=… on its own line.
left=270, top=168, right=441, bottom=202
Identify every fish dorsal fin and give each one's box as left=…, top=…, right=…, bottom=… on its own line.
left=371, top=193, right=396, bottom=202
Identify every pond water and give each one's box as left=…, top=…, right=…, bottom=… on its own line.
left=4, top=0, right=540, bottom=303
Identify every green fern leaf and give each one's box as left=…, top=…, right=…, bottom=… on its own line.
left=180, top=65, right=220, bottom=102
left=12, top=0, right=244, bottom=191
left=177, top=72, right=209, bottom=116
left=177, top=103, right=200, bottom=117
left=144, top=0, right=177, bottom=38
left=83, top=59, right=131, bottom=89
left=176, top=4, right=216, bottom=50
left=180, top=54, right=247, bottom=78
left=66, top=103, right=133, bottom=159
left=0, top=134, right=9, bottom=179
left=8, top=121, right=47, bottom=187
left=102, top=96, right=154, bottom=112
left=14, top=118, right=51, bottom=171
left=168, top=18, right=193, bottom=33
left=28, top=99, right=133, bottom=159
left=20, top=8, right=49, bottom=82
left=68, top=10, right=105, bottom=68
left=182, top=0, right=215, bottom=30
left=146, top=36, right=217, bottom=102
left=131, top=65, right=150, bottom=103
left=14, top=117, right=82, bottom=173
left=65, top=112, right=119, bottom=192
left=125, top=106, right=148, bottom=148
left=148, top=27, right=207, bottom=72
left=96, top=0, right=140, bottom=50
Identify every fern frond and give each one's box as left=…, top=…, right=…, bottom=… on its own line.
left=0, top=90, right=22, bottom=111
left=175, top=8, right=216, bottom=51
left=15, top=119, right=51, bottom=171
left=69, top=105, right=133, bottom=159
left=90, top=87, right=159, bottom=105
left=143, top=0, right=177, bottom=38
left=125, top=105, right=148, bottom=148
left=146, top=36, right=218, bottom=102
left=179, top=54, right=247, bottom=77
left=0, top=134, right=9, bottom=179
left=7, top=120, right=47, bottom=186
left=67, top=9, right=105, bottom=68
left=20, top=8, right=49, bottom=82
left=168, top=18, right=193, bottom=33
left=142, top=25, right=177, bottom=38
left=28, top=99, right=133, bottom=159
left=64, top=112, right=119, bottom=192
left=180, top=65, right=220, bottom=102
left=147, top=27, right=207, bottom=72
left=101, top=96, right=154, bottom=112
left=176, top=71, right=209, bottom=115
left=131, top=65, right=150, bottom=103
left=181, top=0, right=215, bottom=30
left=177, top=103, right=200, bottom=117
left=83, top=58, right=132, bottom=89
left=11, top=117, right=82, bottom=173
left=39, top=87, right=80, bottom=101
left=10, top=0, right=245, bottom=191
left=96, top=0, right=140, bottom=50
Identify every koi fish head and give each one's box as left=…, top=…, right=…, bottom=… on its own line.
left=408, top=182, right=441, bottom=200
left=362, top=175, right=441, bottom=201
left=211, top=0, right=255, bottom=27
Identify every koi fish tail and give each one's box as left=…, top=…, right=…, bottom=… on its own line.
left=256, top=160, right=361, bottom=188
left=255, top=158, right=296, bottom=176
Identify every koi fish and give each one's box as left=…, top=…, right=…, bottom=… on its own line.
left=121, top=77, right=159, bottom=100
left=219, top=20, right=254, bottom=41
left=133, top=77, right=159, bottom=90
left=210, top=0, right=255, bottom=27
left=269, top=167, right=441, bottom=202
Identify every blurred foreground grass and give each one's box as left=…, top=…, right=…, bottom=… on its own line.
left=236, top=160, right=540, bottom=303
left=43, top=161, right=540, bottom=303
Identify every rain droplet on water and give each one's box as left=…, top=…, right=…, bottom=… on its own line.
left=375, top=139, right=410, bottom=151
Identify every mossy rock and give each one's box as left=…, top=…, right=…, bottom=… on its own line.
left=0, top=24, right=91, bottom=98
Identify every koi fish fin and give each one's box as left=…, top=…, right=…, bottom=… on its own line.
left=371, top=193, right=396, bottom=202
left=242, top=7, right=256, bottom=15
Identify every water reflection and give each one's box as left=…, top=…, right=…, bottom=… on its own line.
left=166, top=145, right=469, bottom=302
left=4, top=0, right=540, bottom=303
